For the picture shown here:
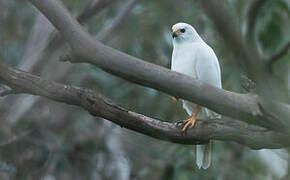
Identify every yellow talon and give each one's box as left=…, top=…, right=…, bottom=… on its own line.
left=182, top=105, right=201, bottom=131
left=182, top=116, right=196, bottom=131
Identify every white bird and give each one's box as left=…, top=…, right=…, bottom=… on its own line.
left=171, top=22, right=222, bottom=169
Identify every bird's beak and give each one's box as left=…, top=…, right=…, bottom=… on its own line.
left=172, top=29, right=180, bottom=38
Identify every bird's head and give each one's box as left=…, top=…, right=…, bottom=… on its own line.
left=171, top=22, right=201, bottom=43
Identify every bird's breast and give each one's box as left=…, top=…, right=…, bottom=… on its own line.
left=171, top=45, right=198, bottom=78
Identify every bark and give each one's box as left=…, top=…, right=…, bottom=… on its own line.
left=268, top=42, right=290, bottom=72
left=0, top=0, right=288, bottom=150
left=0, top=60, right=288, bottom=149
left=27, top=0, right=290, bottom=131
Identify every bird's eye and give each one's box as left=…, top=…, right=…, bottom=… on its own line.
left=180, top=28, right=185, bottom=33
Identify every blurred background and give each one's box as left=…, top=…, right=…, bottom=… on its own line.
left=0, top=0, right=289, bottom=179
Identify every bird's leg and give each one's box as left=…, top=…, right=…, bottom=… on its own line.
left=182, top=105, right=201, bottom=131
left=171, top=96, right=179, bottom=102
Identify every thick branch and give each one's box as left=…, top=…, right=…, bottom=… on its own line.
left=41, top=0, right=120, bottom=64
left=196, top=0, right=290, bottom=131
left=27, top=0, right=290, bottom=130
left=26, top=0, right=283, bottom=130
left=0, top=60, right=287, bottom=149
left=197, top=0, right=271, bottom=88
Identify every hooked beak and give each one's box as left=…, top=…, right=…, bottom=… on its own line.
left=172, top=29, right=180, bottom=38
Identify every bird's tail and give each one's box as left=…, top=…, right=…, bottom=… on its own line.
left=196, top=141, right=212, bottom=169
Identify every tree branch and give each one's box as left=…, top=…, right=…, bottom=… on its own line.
left=0, top=85, right=15, bottom=97
left=41, top=0, right=120, bottom=65
left=0, top=60, right=288, bottom=149
left=195, top=2, right=290, bottom=135
left=26, top=0, right=290, bottom=130
left=268, top=42, right=290, bottom=71
left=97, top=0, right=139, bottom=42
left=0, top=0, right=139, bottom=136
left=77, top=0, right=117, bottom=24
left=246, top=0, right=267, bottom=39
left=196, top=0, right=272, bottom=90
left=245, top=0, right=268, bottom=58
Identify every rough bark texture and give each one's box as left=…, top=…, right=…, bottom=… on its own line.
left=0, top=60, right=288, bottom=149
left=27, top=0, right=290, bottom=130
left=0, top=0, right=288, bottom=150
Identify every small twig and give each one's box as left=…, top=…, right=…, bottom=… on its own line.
left=0, top=85, right=16, bottom=97
left=268, top=42, right=290, bottom=72
left=77, top=0, right=118, bottom=24
left=245, top=0, right=268, bottom=62
left=246, top=0, right=267, bottom=38
left=77, top=0, right=100, bottom=23
left=257, top=101, right=286, bottom=131
left=98, top=0, right=139, bottom=42
left=0, top=130, right=32, bottom=147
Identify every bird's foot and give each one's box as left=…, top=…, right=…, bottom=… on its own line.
left=182, top=116, right=196, bottom=131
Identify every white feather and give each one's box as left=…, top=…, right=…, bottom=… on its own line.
left=171, top=22, right=222, bottom=169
